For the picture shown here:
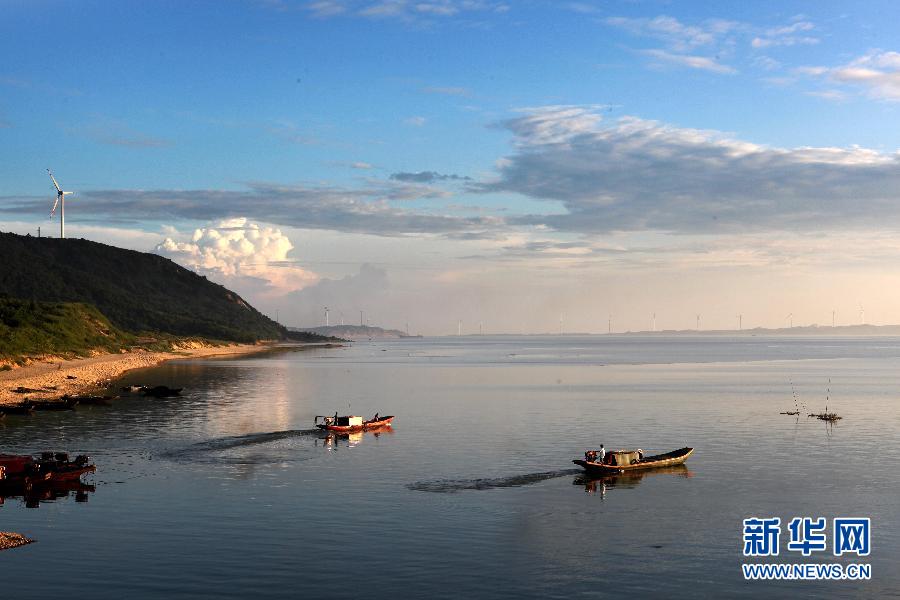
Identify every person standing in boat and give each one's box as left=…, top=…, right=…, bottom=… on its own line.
left=598, top=444, right=605, bottom=464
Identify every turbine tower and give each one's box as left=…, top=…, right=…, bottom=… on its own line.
left=47, top=169, right=75, bottom=239
left=324, top=306, right=330, bottom=327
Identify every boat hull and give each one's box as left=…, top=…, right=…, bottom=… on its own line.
left=316, top=416, right=394, bottom=433
left=574, top=447, right=693, bottom=475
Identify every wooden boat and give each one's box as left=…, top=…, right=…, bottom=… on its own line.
left=0, top=403, right=35, bottom=416
left=573, top=447, right=694, bottom=475
left=315, top=414, right=394, bottom=433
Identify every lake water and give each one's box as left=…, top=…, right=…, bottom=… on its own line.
left=2, top=335, right=898, bottom=598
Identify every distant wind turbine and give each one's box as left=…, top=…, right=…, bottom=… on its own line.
left=324, top=306, right=330, bottom=327
left=787, top=313, right=793, bottom=328
left=47, top=169, right=75, bottom=239
left=737, top=314, right=742, bottom=331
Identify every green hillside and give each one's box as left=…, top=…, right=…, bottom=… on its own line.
left=0, top=231, right=312, bottom=344
left=0, top=297, right=133, bottom=361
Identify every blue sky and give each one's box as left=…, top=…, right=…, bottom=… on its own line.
left=4, top=1, right=900, bottom=332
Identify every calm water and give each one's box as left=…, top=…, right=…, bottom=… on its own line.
left=2, top=336, right=899, bottom=599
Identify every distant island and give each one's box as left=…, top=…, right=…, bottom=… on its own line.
left=292, top=325, right=420, bottom=340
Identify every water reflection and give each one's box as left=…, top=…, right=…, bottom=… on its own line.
left=574, top=464, right=693, bottom=498
left=315, top=428, right=395, bottom=451
left=0, top=478, right=95, bottom=509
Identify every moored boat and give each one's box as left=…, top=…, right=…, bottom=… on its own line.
left=0, top=403, right=35, bottom=416
left=315, top=414, right=394, bottom=433
left=141, top=385, right=183, bottom=398
left=573, top=447, right=693, bottom=475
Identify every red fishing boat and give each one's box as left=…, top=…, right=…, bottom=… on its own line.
left=314, top=414, right=394, bottom=433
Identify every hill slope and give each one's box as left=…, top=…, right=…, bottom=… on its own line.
left=0, top=297, right=134, bottom=361
left=0, top=232, right=283, bottom=342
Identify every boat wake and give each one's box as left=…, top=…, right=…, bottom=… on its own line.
left=407, top=469, right=581, bottom=493
left=160, top=429, right=323, bottom=463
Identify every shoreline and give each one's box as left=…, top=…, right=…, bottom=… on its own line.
left=0, top=342, right=306, bottom=407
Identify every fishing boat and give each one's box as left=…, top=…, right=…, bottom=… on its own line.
left=314, top=414, right=394, bottom=433
left=573, top=447, right=693, bottom=475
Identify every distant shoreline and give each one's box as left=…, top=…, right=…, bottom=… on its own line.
left=444, top=324, right=900, bottom=337
left=0, top=342, right=337, bottom=407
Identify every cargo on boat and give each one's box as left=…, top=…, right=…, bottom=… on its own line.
left=573, top=447, right=693, bottom=475
left=315, top=413, right=394, bottom=433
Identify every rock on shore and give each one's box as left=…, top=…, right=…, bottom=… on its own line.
left=0, top=532, right=34, bottom=551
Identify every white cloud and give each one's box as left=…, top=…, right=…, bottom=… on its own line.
left=641, top=49, right=736, bottom=74
left=606, top=14, right=739, bottom=74
left=605, top=15, right=738, bottom=51
left=799, top=51, right=900, bottom=101
left=155, top=217, right=318, bottom=296
left=751, top=20, right=818, bottom=48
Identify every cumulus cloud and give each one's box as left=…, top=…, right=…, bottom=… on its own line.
left=799, top=51, right=900, bottom=101
left=478, top=105, right=900, bottom=235
left=155, top=217, right=318, bottom=295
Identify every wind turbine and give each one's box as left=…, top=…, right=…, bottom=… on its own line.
left=47, top=169, right=75, bottom=239
left=787, top=313, right=793, bottom=328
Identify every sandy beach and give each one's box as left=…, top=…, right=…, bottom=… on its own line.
left=0, top=343, right=278, bottom=407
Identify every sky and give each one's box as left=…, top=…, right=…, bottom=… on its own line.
left=4, top=0, right=900, bottom=334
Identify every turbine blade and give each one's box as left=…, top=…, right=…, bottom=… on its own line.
left=50, top=196, right=60, bottom=217
left=63, top=191, right=75, bottom=195
left=47, top=169, right=62, bottom=193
